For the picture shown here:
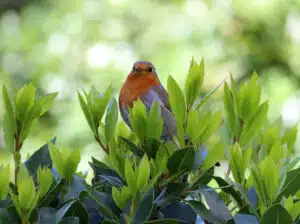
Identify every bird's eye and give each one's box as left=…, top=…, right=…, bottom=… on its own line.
left=148, top=67, right=153, bottom=72
left=132, top=66, right=135, bottom=71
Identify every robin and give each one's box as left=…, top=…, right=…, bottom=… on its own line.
left=118, top=61, right=177, bottom=141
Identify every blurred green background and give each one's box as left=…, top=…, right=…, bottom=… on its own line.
left=1, top=0, right=300, bottom=170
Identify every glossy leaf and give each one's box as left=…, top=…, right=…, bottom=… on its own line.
left=185, top=58, right=204, bottom=108
left=261, top=204, right=293, bottom=224
left=202, top=141, right=224, bottom=170
left=146, top=101, right=163, bottom=139
left=167, top=147, right=195, bottom=175
left=105, top=97, right=119, bottom=143
left=240, top=101, right=268, bottom=146
left=131, top=188, right=154, bottom=224
left=136, top=155, right=150, bottom=190
left=167, top=75, right=186, bottom=147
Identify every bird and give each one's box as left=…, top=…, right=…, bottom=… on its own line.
left=118, top=61, right=177, bottom=141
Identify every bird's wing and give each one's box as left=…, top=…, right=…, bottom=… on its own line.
left=150, top=84, right=171, bottom=111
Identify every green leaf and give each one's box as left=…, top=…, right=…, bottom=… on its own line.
left=90, top=85, right=112, bottom=128
left=35, top=92, right=58, bottom=116
left=186, top=110, right=210, bottom=144
left=185, top=58, right=204, bottom=109
left=105, top=97, right=119, bottom=143
left=112, top=186, right=131, bottom=209
left=276, top=167, right=300, bottom=202
left=269, top=141, right=284, bottom=163
left=125, top=158, right=137, bottom=195
left=3, top=114, right=14, bottom=153
left=2, top=85, right=16, bottom=152
left=167, top=147, right=195, bottom=175
left=0, top=164, right=10, bottom=200
left=194, top=79, right=225, bottom=110
left=15, top=83, right=36, bottom=122
left=200, top=111, right=222, bottom=142
left=145, top=219, right=183, bottom=224
left=49, top=143, right=64, bottom=176
left=240, top=101, right=269, bottom=146
left=37, top=166, right=53, bottom=198
left=167, top=75, right=186, bottom=147
left=136, top=155, right=150, bottom=190
left=250, top=165, right=269, bottom=207
left=202, top=141, right=224, bottom=170
left=131, top=188, right=154, bottom=224
left=223, top=82, right=239, bottom=139
left=146, top=101, right=163, bottom=139
left=63, top=148, right=81, bottom=179
left=78, top=91, right=96, bottom=134
left=281, top=125, right=297, bottom=154
left=130, top=98, right=147, bottom=142
left=260, top=156, right=280, bottom=201
left=261, top=204, right=293, bottom=224
left=188, top=200, right=223, bottom=224
left=18, top=175, right=37, bottom=210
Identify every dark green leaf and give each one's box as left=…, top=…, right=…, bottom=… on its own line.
left=276, top=167, right=300, bottom=202
left=145, top=219, right=183, bottom=224
left=102, top=220, right=119, bottom=224
left=119, top=137, right=144, bottom=157
left=60, top=217, right=79, bottom=224
left=198, top=186, right=232, bottom=221
left=160, top=202, right=196, bottom=224
left=213, top=176, right=244, bottom=208
left=234, top=214, right=259, bottom=224
left=261, top=204, right=293, bottom=224
left=0, top=207, right=20, bottom=224
left=188, top=200, right=223, bottom=224
left=25, top=137, right=56, bottom=178
left=167, top=147, right=195, bottom=175
left=131, top=188, right=154, bottom=224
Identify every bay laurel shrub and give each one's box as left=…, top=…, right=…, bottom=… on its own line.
left=1, top=58, right=300, bottom=224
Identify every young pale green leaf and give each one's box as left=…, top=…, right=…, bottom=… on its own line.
left=186, top=109, right=208, bottom=143
left=15, top=83, right=36, bottom=122
left=130, top=98, right=147, bottom=143
left=35, top=92, right=58, bottom=116
left=167, top=75, right=186, bottom=147
left=105, top=97, right=119, bottom=143
left=194, top=79, right=225, bottom=110
left=63, top=148, right=81, bottom=179
left=146, top=101, right=163, bottom=139
left=3, top=113, right=15, bottom=153
left=0, top=164, right=10, bottom=200
left=290, top=201, right=300, bottom=220
left=202, top=141, right=224, bottom=170
left=125, top=158, right=137, bottom=195
left=200, top=111, right=222, bottom=142
left=239, top=101, right=269, bottom=147
left=91, top=85, right=113, bottom=127
left=260, top=156, right=280, bottom=202
left=229, top=74, right=240, bottom=116
left=78, top=91, right=96, bottom=134
left=137, top=155, right=150, bottom=190
left=246, top=72, right=261, bottom=117
left=49, top=143, right=64, bottom=176
left=223, top=82, right=240, bottom=139
left=269, top=141, right=284, bottom=163
left=281, top=125, right=297, bottom=154
left=185, top=58, right=204, bottom=108
left=250, top=166, right=269, bottom=207
left=18, top=176, right=37, bottom=210
left=230, top=143, right=244, bottom=184
left=112, top=186, right=131, bottom=209
left=37, top=166, right=53, bottom=198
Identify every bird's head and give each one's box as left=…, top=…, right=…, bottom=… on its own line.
left=130, top=61, right=157, bottom=76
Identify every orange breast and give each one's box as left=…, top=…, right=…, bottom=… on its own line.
left=119, top=73, right=160, bottom=108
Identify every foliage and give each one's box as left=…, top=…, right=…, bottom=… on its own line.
left=1, top=58, right=300, bottom=224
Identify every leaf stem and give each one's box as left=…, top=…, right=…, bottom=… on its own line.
left=14, top=134, right=22, bottom=190
left=95, top=134, right=109, bottom=154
